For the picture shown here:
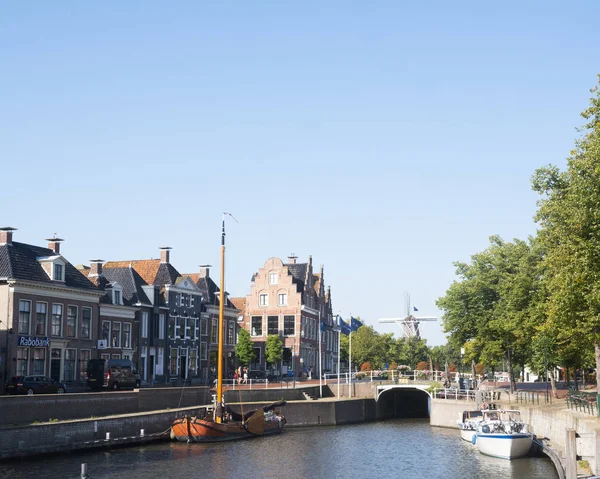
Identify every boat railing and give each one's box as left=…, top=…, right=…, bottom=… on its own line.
left=432, top=388, right=477, bottom=401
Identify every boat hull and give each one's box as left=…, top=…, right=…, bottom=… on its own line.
left=474, top=434, right=533, bottom=459
left=460, top=428, right=476, bottom=443
left=171, top=416, right=284, bottom=443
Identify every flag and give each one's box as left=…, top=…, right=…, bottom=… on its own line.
left=413, top=306, right=419, bottom=312
left=338, top=317, right=351, bottom=335
left=350, top=316, right=362, bottom=332
left=320, top=321, right=326, bottom=332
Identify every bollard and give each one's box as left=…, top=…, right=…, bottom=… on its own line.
left=105, top=432, right=110, bottom=441
left=140, top=429, right=145, bottom=437
left=81, top=463, right=89, bottom=479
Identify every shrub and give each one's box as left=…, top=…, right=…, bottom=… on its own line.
left=416, top=361, right=428, bottom=371
left=389, top=361, right=398, bottom=371
left=360, top=362, right=372, bottom=372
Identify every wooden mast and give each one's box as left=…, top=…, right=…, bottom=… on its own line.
left=216, top=215, right=226, bottom=423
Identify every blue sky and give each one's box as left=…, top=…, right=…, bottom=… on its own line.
left=2, top=2, right=599, bottom=345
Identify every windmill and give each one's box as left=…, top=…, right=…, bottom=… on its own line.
left=378, top=293, right=437, bottom=339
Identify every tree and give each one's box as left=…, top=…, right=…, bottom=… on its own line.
left=235, top=329, right=255, bottom=367
left=350, top=325, right=387, bottom=369
left=340, top=333, right=349, bottom=362
left=265, top=335, right=283, bottom=375
left=532, top=75, right=600, bottom=393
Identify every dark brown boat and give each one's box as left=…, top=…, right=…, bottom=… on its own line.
left=171, top=401, right=286, bottom=442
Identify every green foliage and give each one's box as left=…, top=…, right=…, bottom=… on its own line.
left=265, top=334, right=283, bottom=366
left=235, top=328, right=255, bottom=366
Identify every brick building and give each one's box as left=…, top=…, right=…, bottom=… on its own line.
left=0, top=228, right=104, bottom=390
left=235, top=255, right=338, bottom=377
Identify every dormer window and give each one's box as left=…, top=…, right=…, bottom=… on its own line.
left=112, top=283, right=123, bottom=305
left=53, top=263, right=64, bottom=281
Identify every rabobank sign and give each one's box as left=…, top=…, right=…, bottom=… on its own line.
left=18, top=336, right=50, bottom=347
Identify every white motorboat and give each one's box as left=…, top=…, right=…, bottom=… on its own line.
left=457, top=410, right=484, bottom=443
left=473, top=409, right=533, bottom=459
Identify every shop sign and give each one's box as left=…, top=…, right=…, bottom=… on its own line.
left=18, top=336, right=50, bottom=347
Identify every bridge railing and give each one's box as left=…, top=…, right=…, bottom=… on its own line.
left=214, top=378, right=270, bottom=390
left=431, top=388, right=477, bottom=401
left=323, top=370, right=448, bottom=384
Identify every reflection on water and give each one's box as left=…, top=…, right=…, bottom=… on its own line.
left=0, top=419, right=558, bottom=479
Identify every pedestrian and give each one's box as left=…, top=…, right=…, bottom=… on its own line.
left=308, top=366, right=312, bottom=380
left=243, top=367, right=248, bottom=384
left=237, top=366, right=243, bottom=384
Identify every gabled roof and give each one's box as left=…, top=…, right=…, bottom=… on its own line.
left=285, top=262, right=307, bottom=292
left=183, top=273, right=236, bottom=308
left=103, top=260, right=161, bottom=285
left=229, top=296, right=246, bottom=311
left=154, top=262, right=180, bottom=286
left=102, top=267, right=151, bottom=305
left=0, top=242, right=97, bottom=290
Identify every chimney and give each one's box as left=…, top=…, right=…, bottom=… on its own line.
left=45, top=235, right=64, bottom=254
left=89, top=260, right=104, bottom=277
left=199, top=265, right=211, bottom=278
left=287, top=254, right=297, bottom=264
left=160, top=246, right=171, bottom=264
left=0, top=227, right=16, bottom=245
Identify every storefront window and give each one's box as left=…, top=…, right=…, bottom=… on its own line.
left=64, top=349, right=76, bottom=381
left=79, top=350, right=90, bottom=381
left=33, top=348, right=46, bottom=375
left=170, top=348, right=178, bottom=376
left=189, top=349, right=198, bottom=373
left=16, top=348, right=29, bottom=376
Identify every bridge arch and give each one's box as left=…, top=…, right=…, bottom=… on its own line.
left=376, top=385, right=431, bottom=419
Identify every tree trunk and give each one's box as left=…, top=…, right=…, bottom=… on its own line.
left=595, top=344, right=600, bottom=393
left=549, top=369, right=558, bottom=399
left=507, top=350, right=515, bottom=394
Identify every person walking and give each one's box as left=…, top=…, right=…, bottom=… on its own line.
left=243, top=367, right=248, bottom=385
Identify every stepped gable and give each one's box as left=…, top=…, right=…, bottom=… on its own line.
left=0, top=241, right=96, bottom=290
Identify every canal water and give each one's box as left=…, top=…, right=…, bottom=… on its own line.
left=0, top=419, right=558, bottom=479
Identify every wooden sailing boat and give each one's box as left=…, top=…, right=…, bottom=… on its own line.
left=171, top=214, right=286, bottom=443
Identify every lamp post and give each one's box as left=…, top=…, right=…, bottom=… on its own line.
left=460, top=347, right=465, bottom=389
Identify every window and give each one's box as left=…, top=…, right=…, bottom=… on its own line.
left=251, top=316, right=263, bottom=337
left=180, top=295, right=186, bottom=307
left=194, top=318, right=199, bottom=340
left=79, top=350, right=90, bottom=381
left=53, top=263, right=64, bottom=281
left=177, top=317, right=185, bottom=339
left=201, top=318, right=208, bottom=336
left=35, top=302, right=47, bottom=336
left=18, top=300, right=31, bottom=334
left=170, top=348, right=178, bottom=376
left=81, top=307, right=91, bottom=339
left=211, top=320, right=217, bottom=343
left=159, top=314, right=165, bottom=340
left=65, top=349, right=76, bottom=381
left=111, top=354, right=121, bottom=359
left=284, top=315, right=295, bottom=336
left=157, top=348, right=164, bottom=375
left=153, top=314, right=159, bottom=339
left=189, top=349, right=198, bottom=373
left=111, top=322, right=121, bottom=347
left=51, top=304, right=63, bottom=336
left=269, top=272, right=278, bottom=284
left=123, top=323, right=131, bottom=348
left=228, top=321, right=234, bottom=345
left=267, top=316, right=278, bottom=335
left=185, top=318, right=192, bottom=339
left=33, top=348, right=46, bottom=375
left=141, top=312, right=148, bottom=338
left=16, top=348, right=28, bottom=375
left=113, top=289, right=122, bottom=305
left=278, top=293, right=287, bottom=306
left=101, top=353, right=110, bottom=361
left=200, top=342, right=207, bottom=360
left=102, top=320, right=111, bottom=341
left=66, top=306, right=77, bottom=337
left=190, top=296, right=195, bottom=307
left=259, top=294, right=268, bottom=306
left=169, top=316, right=175, bottom=339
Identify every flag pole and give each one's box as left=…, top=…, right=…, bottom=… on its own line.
left=337, top=315, right=341, bottom=399
left=349, top=314, right=352, bottom=399
left=318, top=310, right=323, bottom=398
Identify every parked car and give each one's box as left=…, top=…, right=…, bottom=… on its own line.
left=87, top=359, right=141, bottom=391
left=5, top=375, right=67, bottom=395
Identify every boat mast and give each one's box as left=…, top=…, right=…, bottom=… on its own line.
left=216, top=215, right=226, bottom=423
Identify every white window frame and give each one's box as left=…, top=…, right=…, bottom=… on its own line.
left=113, top=286, right=123, bottom=305
left=66, top=304, right=78, bottom=338
left=141, top=312, right=148, bottom=338
left=158, top=313, right=165, bottom=340
left=81, top=306, right=92, bottom=339
left=123, top=322, right=132, bottom=349
left=269, top=272, right=278, bottom=284
left=18, top=299, right=31, bottom=335
left=259, top=293, right=268, bottom=306
left=278, top=293, right=287, bottom=306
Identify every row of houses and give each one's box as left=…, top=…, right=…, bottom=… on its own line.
left=0, top=227, right=340, bottom=390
